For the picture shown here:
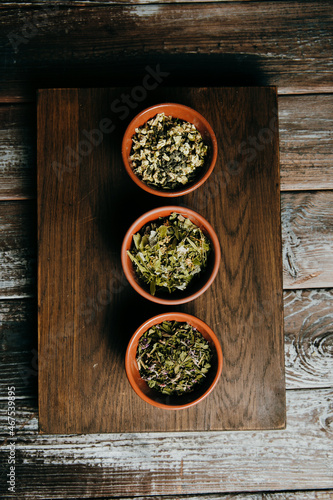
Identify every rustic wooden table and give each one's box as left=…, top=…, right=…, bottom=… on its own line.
left=0, top=2, right=332, bottom=499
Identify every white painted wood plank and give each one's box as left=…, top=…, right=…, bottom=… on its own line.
left=107, top=493, right=333, bottom=500
left=0, top=202, right=36, bottom=298
left=284, top=289, right=333, bottom=389
left=1, top=389, right=332, bottom=497
left=282, top=192, right=333, bottom=288
left=279, top=95, right=333, bottom=191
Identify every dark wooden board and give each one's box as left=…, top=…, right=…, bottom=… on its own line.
left=37, top=86, right=285, bottom=434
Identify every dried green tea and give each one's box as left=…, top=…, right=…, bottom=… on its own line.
left=136, top=320, right=213, bottom=395
left=130, top=112, right=208, bottom=190
left=127, top=212, right=211, bottom=295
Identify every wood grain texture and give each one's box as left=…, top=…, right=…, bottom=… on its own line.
left=284, top=289, right=333, bottom=389
left=279, top=94, right=333, bottom=191
left=1, top=95, right=333, bottom=200
left=0, top=389, right=332, bottom=498
left=0, top=299, right=37, bottom=401
left=1, top=290, right=332, bottom=404
left=0, top=104, right=36, bottom=200
left=71, top=494, right=333, bottom=500
left=282, top=191, right=333, bottom=288
left=105, top=494, right=333, bottom=500
left=37, top=86, right=285, bottom=433
left=0, top=0, right=275, bottom=4
left=0, top=2, right=332, bottom=498
left=1, top=2, right=333, bottom=101
left=0, top=201, right=36, bottom=299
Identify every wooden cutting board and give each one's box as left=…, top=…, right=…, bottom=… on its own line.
left=37, top=87, right=285, bottom=434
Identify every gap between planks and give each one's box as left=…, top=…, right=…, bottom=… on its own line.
left=0, top=389, right=332, bottom=497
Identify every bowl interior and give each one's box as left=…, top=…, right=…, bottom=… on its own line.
left=122, top=207, right=220, bottom=304
left=122, top=103, right=217, bottom=195
left=125, top=313, right=223, bottom=409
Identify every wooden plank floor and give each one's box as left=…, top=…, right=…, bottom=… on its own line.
left=0, top=2, right=333, bottom=101
left=0, top=1, right=332, bottom=498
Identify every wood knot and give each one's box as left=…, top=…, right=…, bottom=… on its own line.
left=294, top=315, right=333, bottom=384
left=320, top=408, right=333, bottom=434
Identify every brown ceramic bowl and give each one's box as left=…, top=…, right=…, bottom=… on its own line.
left=121, top=206, right=221, bottom=305
left=125, top=312, right=223, bottom=410
left=121, top=103, right=218, bottom=197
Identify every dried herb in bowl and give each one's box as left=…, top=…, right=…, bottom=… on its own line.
left=129, top=113, right=208, bottom=190
left=136, top=320, right=213, bottom=395
left=127, top=212, right=211, bottom=296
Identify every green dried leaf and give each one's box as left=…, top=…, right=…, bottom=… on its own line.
left=127, top=213, right=211, bottom=295
left=136, top=321, right=212, bottom=396
left=150, top=278, right=156, bottom=296
left=133, top=233, right=141, bottom=249
left=129, top=113, right=209, bottom=191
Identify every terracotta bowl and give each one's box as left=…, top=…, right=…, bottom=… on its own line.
left=121, top=206, right=221, bottom=305
left=125, top=312, right=223, bottom=410
left=121, top=103, right=218, bottom=197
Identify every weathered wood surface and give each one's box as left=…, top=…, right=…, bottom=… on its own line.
left=0, top=104, right=35, bottom=200
left=0, top=389, right=332, bottom=498
left=1, top=94, right=333, bottom=200
left=0, top=299, right=37, bottom=401
left=282, top=191, right=333, bottom=289
left=75, top=494, right=333, bottom=500
left=76, top=494, right=333, bottom=500
left=0, top=0, right=278, bottom=4
left=279, top=95, right=333, bottom=191
left=91, top=494, right=333, bottom=500
left=1, top=2, right=332, bottom=101
left=0, top=192, right=332, bottom=299
left=284, top=289, right=333, bottom=389
left=0, top=201, right=36, bottom=299
left=1, top=290, right=332, bottom=404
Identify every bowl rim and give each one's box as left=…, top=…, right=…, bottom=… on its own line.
left=121, top=102, right=218, bottom=197
left=125, top=312, right=223, bottom=410
left=121, top=205, right=221, bottom=305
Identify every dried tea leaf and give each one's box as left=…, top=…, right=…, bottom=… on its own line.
left=127, top=212, right=211, bottom=295
left=136, top=321, right=213, bottom=396
left=129, top=113, right=209, bottom=191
